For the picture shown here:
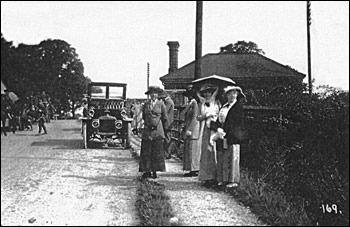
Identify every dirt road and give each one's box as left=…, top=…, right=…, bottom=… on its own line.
left=1, top=120, right=140, bottom=226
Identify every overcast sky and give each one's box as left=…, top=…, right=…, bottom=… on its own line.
left=1, top=1, right=349, bottom=98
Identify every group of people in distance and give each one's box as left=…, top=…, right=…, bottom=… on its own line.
left=1, top=90, right=50, bottom=136
left=138, top=81, right=246, bottom=189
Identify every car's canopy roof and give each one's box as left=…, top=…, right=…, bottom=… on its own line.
left=88, top=82, right=127, bottom=100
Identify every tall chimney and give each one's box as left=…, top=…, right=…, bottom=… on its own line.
left=167, top=41, right=180, bottom=73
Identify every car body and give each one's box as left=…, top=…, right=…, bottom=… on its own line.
left=81, top=82, right=132, bottom=148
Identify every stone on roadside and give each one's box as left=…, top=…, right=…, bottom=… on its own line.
left=28, top=217, right=36, bottom=223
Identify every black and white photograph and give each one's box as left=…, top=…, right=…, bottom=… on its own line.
left=1, top=1, right=349, bottom=226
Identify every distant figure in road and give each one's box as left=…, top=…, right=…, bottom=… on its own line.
left=139, top=86, right=169, bottom=179
left=36, top=99, right=48, bottom=135
left=130, top=101, right=135, bottom=118
left=21, top=103, right=33, bottom=131
left=131, top=101, right=142, bottom=135
left=182, top=85, right=201, bottom=177
left=159, top=90, right=174, bottom=159
left=1, top=108, right=7, bottom=136
left=211, top=86, right=246, bottom=188
left=6, top=105, right=17, bottom=134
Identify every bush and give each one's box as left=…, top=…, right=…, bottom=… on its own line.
left=242, top=83, right=349, bottom=226
left=231, top=170, right=312, bottom=226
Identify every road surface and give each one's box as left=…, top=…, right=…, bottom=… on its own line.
left=1, top=120, right=140, bottom=226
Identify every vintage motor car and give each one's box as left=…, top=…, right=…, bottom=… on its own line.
left=81, top=82, right=132, bottom=148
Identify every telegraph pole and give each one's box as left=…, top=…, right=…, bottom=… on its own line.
left=307, top=1, right=312, bottom=94
left=147, top=62, right=150, bottom=99
left=195, top=1, right=203, bottom=80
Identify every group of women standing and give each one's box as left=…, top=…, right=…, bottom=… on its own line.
left=138, top=83, right=246, bottom=189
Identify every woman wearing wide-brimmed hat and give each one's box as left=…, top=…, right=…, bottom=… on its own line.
left=182, top=85, right=201, bottom=177
left=196, top=83, right=221, bottom=187
left=139, top=86, right=169, bottom=179
left=211, top=85, right=246, bottom=189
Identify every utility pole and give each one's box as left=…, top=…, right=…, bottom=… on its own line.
left=147, top=62, right=150, bottom=99
left=195, top=1, right=203, bottom=80
left=307, top=1, right=312, bottom=94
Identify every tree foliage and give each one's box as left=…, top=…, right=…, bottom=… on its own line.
left=1, top=34, right=90, bottom=111
left=220, top=40, right=265, bottom=55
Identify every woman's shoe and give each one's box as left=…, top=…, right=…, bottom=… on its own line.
left=184, top=172, right=192, bottom=177
left=226, top=183, right=238, bottom=188
left=184, top=171, right=198, bottom=177
left=203, top=181, right=211, bottom=188
left=203, top=180, right=217, bottom=188
left=191, top=171, right=199, bottom=176
left=152, top=171, right=157, bottom=179
left=141, top=172, right=151, bottom=179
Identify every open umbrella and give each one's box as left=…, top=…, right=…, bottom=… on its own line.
left=191, top=74, right=236, bottom=91
left=192, top=75, right=236, bottom=103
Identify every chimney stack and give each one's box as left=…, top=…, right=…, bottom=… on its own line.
left=167, top=41, right=180, bottom=73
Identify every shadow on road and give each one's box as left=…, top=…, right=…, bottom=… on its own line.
left=61, top=128, right=81, bottom=132
left=0, top=155, right=130, bottom=164
left=92, top=156, right=134, bottom=162
left=31, top=139, right=82, bottom=149
left=61, top=174, right=138, bottom=189
left=12, top=133, right=38, bottom=136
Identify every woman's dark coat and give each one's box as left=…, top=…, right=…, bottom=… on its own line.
left=212, top=101, right=245, bottom=145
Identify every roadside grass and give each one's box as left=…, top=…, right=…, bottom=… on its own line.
left=130, top=146, right=181, bottom=226
left=135, top=179, right=182, bottom=226
left=228, top=170, right=312, bottom=226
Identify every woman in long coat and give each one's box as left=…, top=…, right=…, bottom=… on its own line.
left=212, top=85, right=246, bottom=188
left=139, top=86, right=169, bottom=179
left=196, top=84, right=221, bottom=187
left=182, top=85, right=201, bottom=177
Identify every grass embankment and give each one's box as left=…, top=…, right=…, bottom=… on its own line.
left=229, top=170, right=312, bottom=226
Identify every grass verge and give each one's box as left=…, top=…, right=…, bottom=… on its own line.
left=135, top=179, right=178, bottom=226
left=130, top=145, right=181, bottom=226
left=228, top=169, right=312, bottom=226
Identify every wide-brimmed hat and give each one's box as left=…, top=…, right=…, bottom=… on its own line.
left=223, top=85, right=246, bottom=98
left=198, top=84, right=218, bottom=93
left=145, top=86, right=163, bottom=95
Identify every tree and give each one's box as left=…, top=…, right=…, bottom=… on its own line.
left=1, top=35, right=90, bottom=112
left=35, top=39, right=90, bottom=113
left=1, top=34, right=15, bottom=91
left=220, top=40, right=265, bottom=55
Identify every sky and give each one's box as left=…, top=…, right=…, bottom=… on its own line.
left=1, top=1, right=349, bottom=98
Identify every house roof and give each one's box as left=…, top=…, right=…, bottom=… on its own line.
left=160, top=53, right=305, bottom=83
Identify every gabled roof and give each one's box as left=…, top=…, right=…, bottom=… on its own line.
left=160, top=53, right=305, bottom=82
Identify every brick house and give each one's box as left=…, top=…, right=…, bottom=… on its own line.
left=160, top=41, right=305, bottom=107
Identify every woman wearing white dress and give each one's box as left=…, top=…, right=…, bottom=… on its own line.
left=196, top=84, right=221, bottom=187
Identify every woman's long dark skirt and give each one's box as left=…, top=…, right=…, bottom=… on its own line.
left=139, top=138, right=166, bottom=172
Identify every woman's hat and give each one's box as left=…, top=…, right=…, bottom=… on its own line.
left=198, top=84, right=217, bottom=93
left=223, top=85, right=246, bottom=98
left=145, top=86, right=163, bottom=95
